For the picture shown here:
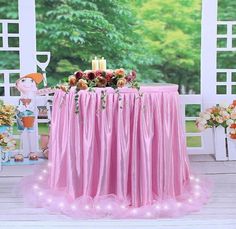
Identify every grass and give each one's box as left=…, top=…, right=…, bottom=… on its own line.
left=11, top=121, right=201, bottom=148
left=185, top=120, right=202, bottom=147
left=13, top=123, right=49, bottom=135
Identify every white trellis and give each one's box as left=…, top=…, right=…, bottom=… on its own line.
left=0, top=0, right=50, bottom=170
left=0, top=0, right=235, bottom=167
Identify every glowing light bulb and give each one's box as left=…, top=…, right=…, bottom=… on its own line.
left=71, top=205, right=76, bottom=210
left=195, top=185, right=200, bottom=189
left=59, top=202, right=64, bottom=208
left=38, top=176, right=43, bottom=180
left=176, top=202, right=182, bottom=208
left=47, top=198, right=52, bottom=203
left=188, top=198, right=193, bottom=203
left=84, top=205, right=90, bottom=210
left=194, top=192, right=200, bottom=197
left=155, top=204, right=160, bottom=210
left=42, top=169, right=47, bottom=174
left=146, top=212, right=151, bottom=217
left=106, top=205, right=112, bottom=210
left=95, top=205, right=101, bottom=210
left=163, top=205, right=169, bottom=210
left=195, top=178, right=200, bottom=183
left=120, top=205, right=126, bottom=209
left=33, top=184, right=39, bottom=190
left=38, top=191, right=43, bottom=196
left=190, top=175, right=195, bottom=180
left=132, top=209, right=137, bottom=214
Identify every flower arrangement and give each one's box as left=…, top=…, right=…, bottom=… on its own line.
left=56, top=67, right=140, bottom=114
left=196, top=100, right=236, bottom=139
left=0, top=132, right=16, bottom=152
left=67, top=68, right=139, bottom=91
left=0, top=100, right=16, bottom=126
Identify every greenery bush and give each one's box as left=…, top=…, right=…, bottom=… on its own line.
left=0, top=0, right=234, bottom=94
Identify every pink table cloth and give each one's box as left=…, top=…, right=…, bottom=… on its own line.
left=21, top=85, right=210, bottom=219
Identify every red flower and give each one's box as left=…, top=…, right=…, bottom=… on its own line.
left=74, top=71, right=84, bottom=80
left=131, top=70, right=137, bottom=80
left=125, top=70, right=137, bottom=82
left=105, top=71, right=114, bottom=82
left=86, top=71, right=96, bottom=80
left=95, top=70, right=103, bottom=77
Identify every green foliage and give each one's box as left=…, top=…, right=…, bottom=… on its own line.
left=35, top=0, right=142, bottom=86
left=132, top=0, right=202, bottom=93
left=0, top=0, right=235, bottom=93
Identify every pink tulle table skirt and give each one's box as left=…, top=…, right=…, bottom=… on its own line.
left=20, top=85, right=211, bottom=219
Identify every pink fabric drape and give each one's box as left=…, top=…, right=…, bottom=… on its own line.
left=20, top=85, right=211, bottom=219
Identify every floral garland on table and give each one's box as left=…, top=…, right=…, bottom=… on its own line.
left=58, top=69, right=140, bottom=113
left=196, top=100, right=236, bottom=139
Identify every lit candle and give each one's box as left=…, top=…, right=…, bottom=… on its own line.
left=99, top=57, right=106, bottom=71
left=92, top=57, right=99, bottom=71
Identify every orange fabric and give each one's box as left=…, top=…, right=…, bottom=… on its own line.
left=21, top=73, right=43, bottom=84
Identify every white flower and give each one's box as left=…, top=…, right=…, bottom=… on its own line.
left=197, top=124, right=206, bottom=131
left=219, top=102, right=228, bottom=109
left=215, top=116, right=224, bottom=123
left=230, top=129, right=236, bottom=134
left=202, top=113, right=211, bottom=120
left=226, top=119, right=234, bottom=126
left=231, top=113, right=236, bottom=120
left=196, top=118, right=207, bottom=125
left=7, top=142, right=14, bottom=147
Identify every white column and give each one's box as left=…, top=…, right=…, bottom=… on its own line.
left=201, top=0, right=218, bottom=157
left=201, top=0, right=218, bottom=99
left=18, top=0, right=37, bottom=75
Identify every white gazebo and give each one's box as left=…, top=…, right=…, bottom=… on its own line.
left=0, top=1, right=236, bottom=227
left=0, top=0, right=234, bottom=159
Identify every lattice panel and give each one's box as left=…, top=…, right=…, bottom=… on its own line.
left=0, top=20, right=19, bottom=51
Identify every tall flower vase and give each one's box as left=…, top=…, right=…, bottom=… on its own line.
left=227, top=138, right=236, bottom=160
left=212, top=126, right=228, bottom=161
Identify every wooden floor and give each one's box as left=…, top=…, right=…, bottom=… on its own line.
left=0, top=155, right=236, bottom=229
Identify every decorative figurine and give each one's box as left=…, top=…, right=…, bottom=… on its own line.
left=29, top=152, right=39, bottom=161
left=15, top=73, right=43, bottom=157
left=14, top=154, right=24, bottom=162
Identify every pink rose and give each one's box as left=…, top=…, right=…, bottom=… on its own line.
left=115, top=68, right=125, bottom=77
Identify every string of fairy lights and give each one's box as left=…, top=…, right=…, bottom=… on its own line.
left=31, top=163, right=204, bottom=218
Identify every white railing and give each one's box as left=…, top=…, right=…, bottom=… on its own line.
left=0, top=20, right=19, bottom=51
left=180, top=94, right=212, bottom=155
left=217, top=21, right=236, bottom=51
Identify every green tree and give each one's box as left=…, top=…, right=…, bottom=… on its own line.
left=35, top=0, right=142, bottom=85
left=132, top=0, right=202, bottom=93
left=0, top=0, right=143, bottom=86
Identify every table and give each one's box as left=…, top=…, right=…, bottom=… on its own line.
left=21, top=85, right=210, bottom=219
